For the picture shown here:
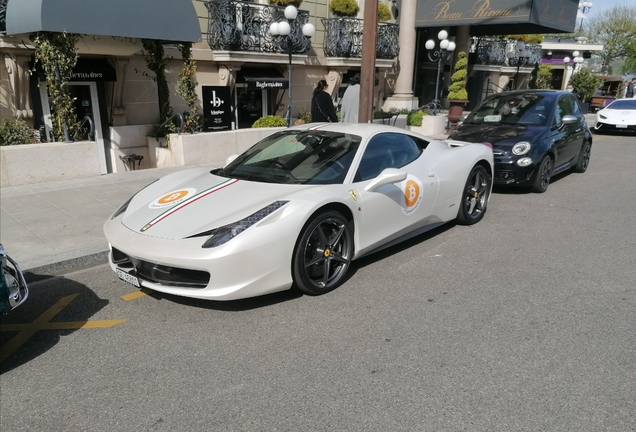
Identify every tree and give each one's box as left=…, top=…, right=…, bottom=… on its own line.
left=585, top=5, right=636, bottom=75
left=569, top=69, right=601, bottom=103
left=529, top=63, right=553, bottom=89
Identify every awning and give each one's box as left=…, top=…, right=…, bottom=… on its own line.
left=237, top=68, right=289, bottom=90
left=5, top=0, right=200, bottom=42
left=415, top=0, right=579, bottom=35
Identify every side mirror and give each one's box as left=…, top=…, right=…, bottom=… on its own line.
left=365, top=168, right=408, bottom=192
left=224, top=154, right=239, bottom=167
left=561, top=115, right=578, bottom=125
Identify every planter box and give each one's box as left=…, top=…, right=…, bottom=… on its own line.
left=1, top=141, right=101, bottom=187
left=150, top=127, right=287, bottom=169
left=406, top=115, right=447, bottom=136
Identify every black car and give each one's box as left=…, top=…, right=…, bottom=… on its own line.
left=448, top=90, right=592, bottom=193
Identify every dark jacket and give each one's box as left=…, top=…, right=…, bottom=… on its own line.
left=311, top=91, right=338, bottom=122
left=626, top=82, right=635, bottom=98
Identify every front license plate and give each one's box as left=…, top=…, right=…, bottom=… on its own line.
left=616, top=125, right=627, bottom=128
left=116, top=269, right=140, bottom=287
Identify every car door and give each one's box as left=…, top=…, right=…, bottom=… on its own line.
left=350, top=133, right=439, bottom=254
left=552, top=95, right=585, bottom=170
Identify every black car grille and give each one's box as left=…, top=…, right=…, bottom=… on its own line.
left=111, top=247, right=210, bottom=288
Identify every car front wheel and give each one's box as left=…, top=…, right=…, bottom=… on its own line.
left=532, top=156, right=552, bottom=193
left=293, top=211, right=353, bottom=296
left=574, top=141, right=592, bottom=173
left=457, top=165, right=491, bottom=225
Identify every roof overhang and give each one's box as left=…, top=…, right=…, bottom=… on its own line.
left=415, top=0, right=579, bottom=35
left=5, top=0, right=200, bottom=42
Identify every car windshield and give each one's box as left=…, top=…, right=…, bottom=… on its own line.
left=215, top=130, right=361, bottom=185
left=464, top=93, right=553, bottom=126
left=606, top=99, right=636, bottom=110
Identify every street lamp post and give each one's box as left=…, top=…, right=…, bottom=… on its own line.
left=425, top=30, right=455, bottom=115
left=578, top=1, right=593, bottom=33
left=269, top=6, right=315, bottom=127
left=506, top=41, right=532, bottom=90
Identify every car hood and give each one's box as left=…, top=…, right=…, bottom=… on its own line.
left=597, top=108, right=636, bottom=123
left=120, top=168, right=317, bottom=239
left=449, top=123, right=543, bottom=146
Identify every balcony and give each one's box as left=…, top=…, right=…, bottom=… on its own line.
left=321, top=17, right=399, bottom=59
left=205, top=0, right=311, bottom=54
left=471, top=38, right=542, bottom=67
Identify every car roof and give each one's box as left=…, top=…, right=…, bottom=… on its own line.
left=286, top=122, right=413, bottom=137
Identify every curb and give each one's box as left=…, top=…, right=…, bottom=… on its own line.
left=23, top=251, right=110, bottom=284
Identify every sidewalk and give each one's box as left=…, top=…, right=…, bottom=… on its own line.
left=0, top=166, right=186, bottom=276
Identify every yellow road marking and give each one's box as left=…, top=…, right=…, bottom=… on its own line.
left=121, top=289, right=151, bottom=301
left=0, top=294, right=127, bottom=363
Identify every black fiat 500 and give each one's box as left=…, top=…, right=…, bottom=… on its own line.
left=448, top=90, right=592, bottom=193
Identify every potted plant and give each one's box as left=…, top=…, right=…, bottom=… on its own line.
left=569, top=69, right=602, bottom=114
left=268, top=0, right=303, bottom=7
left=447, top=51, right=469, bottom=130
left=329, top=0, right=359, bottom=17
left=378, top=2, right=392, bottom=21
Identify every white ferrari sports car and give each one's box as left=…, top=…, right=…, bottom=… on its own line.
left=104, top=123, right=493, bottom=301
left=593, top=98, right=636, bottom=134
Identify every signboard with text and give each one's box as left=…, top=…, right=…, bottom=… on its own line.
left=415, top=0, right=578, bottom=34
left=202, top=86, right=232, bottom=131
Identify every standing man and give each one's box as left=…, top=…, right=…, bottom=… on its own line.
left=626, top=78, right=636, bottom=99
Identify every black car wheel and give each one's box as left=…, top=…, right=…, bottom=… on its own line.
left=293, top=211, right=353, bottom=296
left=574, top=141, right=592, bottom=173
left=457, top=165, right=491, bottom=225
left=532, top=156, right=553, bottom=193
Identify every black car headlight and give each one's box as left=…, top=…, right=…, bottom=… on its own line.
left=512, top=141, right=531, bottom=156
left=201, top=201, right=288, bottom=248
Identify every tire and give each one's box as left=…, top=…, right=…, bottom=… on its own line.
left=532, top=156, right=552, bottom=193
left=292, top=211, right=353, bottom=296
left=573, top=141, right=592, bottom=173
left=456, top=165, right=491, bottom=225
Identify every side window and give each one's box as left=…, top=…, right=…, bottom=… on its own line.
left=354, top=133, right=422, bottom=182
left=554, top=96, right=575, bottom=125
left=570, top=96, right=582, bottom=118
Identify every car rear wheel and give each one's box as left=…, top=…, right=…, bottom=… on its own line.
left=293, top=211, right=353, bottom=296
left=574, top=141, right=592, bottom=173
left=456, top=165, right=491, bottom=225
left=532, top=156, right=552, bottom=193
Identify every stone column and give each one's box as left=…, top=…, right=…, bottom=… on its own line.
left=382, top=0, right=418, bottom=111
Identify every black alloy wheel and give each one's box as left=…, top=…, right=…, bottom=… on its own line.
left=574, top=141, right=592, bottom=173
left=532, top=156, right=553, bottom=193
left=457, top=165, right=491, bottom=225
left=292, top=211, right=353, bottom=295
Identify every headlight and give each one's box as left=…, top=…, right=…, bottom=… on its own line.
left=201, top=201, right=288, bottom=248
left=517, top=157, right=532, bottom=167
left=512, top=142, right=531, bottom=156
left=599, top=114, right=607, bottom=119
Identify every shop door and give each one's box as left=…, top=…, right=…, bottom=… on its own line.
left=39, top=82, right=108, bottom=174
left=236, top=88, right=267, bottom=129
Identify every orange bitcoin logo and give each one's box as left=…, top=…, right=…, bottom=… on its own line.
left=404, top=180, right=420, bottom=207
left=158, top=190, right=189, bottom=205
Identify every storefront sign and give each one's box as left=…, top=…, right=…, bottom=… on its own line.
left=415, top=0, right=578, bottom=33
left=247, top=79, right=288, bottom=90
left=202, top=86, right=232, bottom=131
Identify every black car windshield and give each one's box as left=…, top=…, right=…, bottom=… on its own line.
left=606, top=99, right=636, bottom=110
left=216, top=130, right=361, bottom=185
left=465, top=93, right=553, bottom=126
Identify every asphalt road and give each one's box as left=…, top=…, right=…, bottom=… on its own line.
left=1, top=133, right=635, bottom=431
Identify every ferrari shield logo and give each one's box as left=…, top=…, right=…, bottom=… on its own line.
left=349, top=190, right=358, bottom=201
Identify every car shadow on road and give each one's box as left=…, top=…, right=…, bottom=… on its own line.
left=0, top=275, right=110, bottom=374
left=492, top=170, right=571, bottom=195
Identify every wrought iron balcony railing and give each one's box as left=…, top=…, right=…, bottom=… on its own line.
left=471, top=38, right=542, bottom=67
left=321, top=17, right=399, bottom=59
left=205, top=0, right=311, bottom=54
left=0, top=0, right=7, bottom=33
